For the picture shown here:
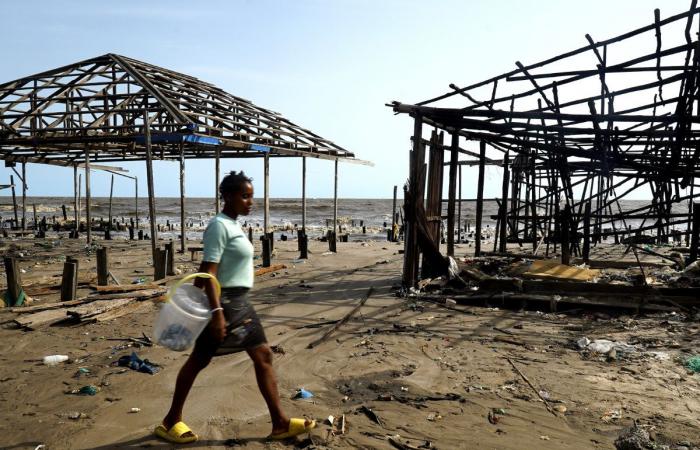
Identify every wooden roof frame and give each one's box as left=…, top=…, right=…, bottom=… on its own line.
left=0, top=54, right=371, bottom=166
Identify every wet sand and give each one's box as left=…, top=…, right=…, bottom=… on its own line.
left=1, top=237, right=698, bottom=449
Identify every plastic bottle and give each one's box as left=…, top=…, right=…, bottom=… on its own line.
left=43, top=355, right=69, bottom=366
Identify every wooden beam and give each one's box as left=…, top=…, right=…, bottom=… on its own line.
left=475, top=140, right=487, bottom=256
left=84, top=149, right=91, bottom=243
left=144, top=109, right=157, bottom=262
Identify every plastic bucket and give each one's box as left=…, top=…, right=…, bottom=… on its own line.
left=154, top=273, right=221, bottom=351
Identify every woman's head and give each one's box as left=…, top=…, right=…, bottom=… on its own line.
left=219, top=171, right=254, bottom=217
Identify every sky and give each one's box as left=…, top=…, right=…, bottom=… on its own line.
left=0, top=0, right=686, bottom=199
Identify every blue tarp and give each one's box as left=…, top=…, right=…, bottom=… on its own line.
left=134, top=133, right=221, bottom=146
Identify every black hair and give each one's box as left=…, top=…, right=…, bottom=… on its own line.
left=219, top=170, right=253, bottom=196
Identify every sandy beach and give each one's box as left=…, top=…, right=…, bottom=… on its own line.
left=0, top=236, right=698, bottom=450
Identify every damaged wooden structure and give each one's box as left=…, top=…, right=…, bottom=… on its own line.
left=390, top=3, right=700, bottom=310
left=0, top=54, right=368, bottom=271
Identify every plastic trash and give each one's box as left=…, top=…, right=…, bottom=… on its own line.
left=153, top=273, right=221, bottom=351
left=43, top=355, right=69, bottom=366
left=70, top=385, right=100, bottom=396
left=685, top=355, right=700, bottom=373
left=293, top=388, right=314, bottom=399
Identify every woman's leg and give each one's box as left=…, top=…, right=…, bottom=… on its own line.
left=247, top=344, right=290, bottom=433
left=162, top=347, right=214, bottom=430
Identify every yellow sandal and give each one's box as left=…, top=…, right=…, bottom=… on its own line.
left=268, top=418, right=316, bottom=440
left=154, top=421, right=198, bottom=444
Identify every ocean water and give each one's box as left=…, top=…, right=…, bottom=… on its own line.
left=0, top=197, right=693, bottom=239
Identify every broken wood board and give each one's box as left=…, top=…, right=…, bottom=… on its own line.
left=571, top=258, right=671, bottom=269
left=91, top=301, right=152, bottom=323
left=255, top=264, right=287, bottom=277
left=521, top=260, right=600, bottom=282
left=85, top=289, right=165, bottom=301
left=13, top=308, right=72, bottom=329
left=90, top=283, right=161, bottom=293
left=67, top=298, right=135, bottom=321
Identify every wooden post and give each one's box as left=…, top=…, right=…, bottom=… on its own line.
left=134, top=176, right=139, bottom=231
left=690, top=202, right=700, bottom=262
left=262, top=235, right=271, bottom=267
left=73, top=164, right=79, bottom=234
left=96, top=247, right=109, bottom=286
left=179, top=143, right=186, bottom=253
left=3, top=257, right=23, bottom=306
left=10, top=175, right=18, bottom=228
left=215, top=148, right=221, bottom=214
left=165, top=241, right=175, bottom=276
left=328, top=231, right=337, bottom=252
left=446, top=133, right=459, bottom=256
left=561, top=204, right=571, bottom=265
left=21, top=162, right=26, bottom=231
left=402, top=115, right=423, bottom=288
left=392, top=185, right=398, bottom=243
left=60, top=258, right=78, bottom=301
left=474, top=141, right=486, bottom=256
left=144, top=109, right=157, bottom=262
left=154, top=248, right=167, bottom=281
left=583, top=201, right=591, bottom=263
left=498, top=151, right=510, bottom=253
left=301, top=156, right=307, bottom=232
left=457, top=165, right=462, bottom=242
left=107, top=174, right=114, bottom=231
left=424, top=130, right=444, bottom=277
left=530, top=150, right=537, bottom=252
left=264, top=153, right=270, bottom=235
left=333, top=158, right=339, bottom=239
left=299, top=231, right=308, bottom=259
left=84, top=149, right=92, bottom=244
left=32, top=204, right=37, bottom=231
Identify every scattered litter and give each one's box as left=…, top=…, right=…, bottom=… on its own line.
left=400, top=386, right=409, bottom=392
left=321, top=251, right=334, bottom=256
left=614, top=422, right=654, bottom=450
left=426, top=412, right=442, bottom=421
left=540, top=435, right=550, bottom=441
left=601, top=409, right=622, bottom=423
left=70, top=385, right=100, bottom=396
left=270, top=345, right=285, bottom=354
left=325, top=415, right=335, bottom=426
left=67, top=411, right=88, bottom=420
left=358, top=405, right=383, bottom=426
left=684, top=355, right=700, bottom=373
left=554, top=405, right=567, bottom=414
left=576, top=337, right=639, bottom=355
left=43, top=354, right=69, bottom=366
left=292, top=388, right=314, bottom=399
left=116, top=352, right=160, bottom=375
left=129, top=407, right=141, bottom=413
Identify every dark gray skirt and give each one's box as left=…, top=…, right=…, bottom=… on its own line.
left=194, top=287, right=267, bottom=356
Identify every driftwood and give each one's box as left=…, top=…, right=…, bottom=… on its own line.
left=85, top=289, right=165, bottom=301
left=11, top=288, right=165, bottom=328
left=13, top=308, right=71, bottom=329
left=67, top=298, right=135, bottom=320
left=506, top=357, right=557, bottom=416
left=254, top=264, right=287, bottom=277
left=307, top=287, right=374, bottom=349
left=90, top=283, right=161, bottom=293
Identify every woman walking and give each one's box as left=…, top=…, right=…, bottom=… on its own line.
left=155, top=171, right=315, bottom=443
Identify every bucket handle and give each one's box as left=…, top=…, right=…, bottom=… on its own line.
left=167, top=272, right=222, bottom=304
